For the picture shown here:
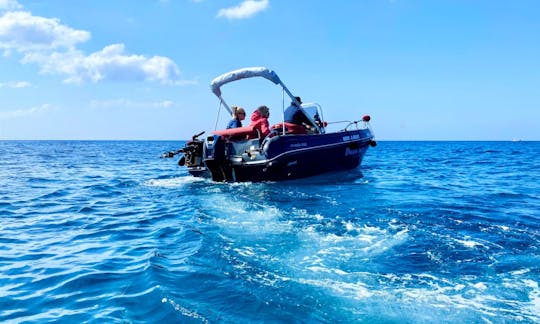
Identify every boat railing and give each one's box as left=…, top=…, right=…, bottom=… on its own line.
left=326, top=119, right=371, bottom=131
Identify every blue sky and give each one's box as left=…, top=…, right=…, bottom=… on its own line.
left=0, top=0, right=538, bottom=140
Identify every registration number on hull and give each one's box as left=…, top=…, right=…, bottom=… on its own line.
left=343, top=134, right=360, bottom=141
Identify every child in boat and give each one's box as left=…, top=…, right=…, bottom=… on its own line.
left=226, top=106, right=246, bottom=129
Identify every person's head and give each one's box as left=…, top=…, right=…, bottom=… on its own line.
left=292, top=96, right=302, bottom=107
left=232, top=106, right=246, bottom=120
left=257, top=105, right=270, bottom=118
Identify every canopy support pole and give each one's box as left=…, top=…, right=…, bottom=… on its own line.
left=281, top=89, right=286, bottom=134
left=218, top=96, right=232, bottom=115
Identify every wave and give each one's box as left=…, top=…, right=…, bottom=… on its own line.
left=2, top=141, right=540, bottom=322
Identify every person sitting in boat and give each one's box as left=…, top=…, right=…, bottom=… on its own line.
left=284, top=96, right=314, bottom=129
left=249, top=105, right=271, bottom=138
left=226, top=106, right=246, bottom=129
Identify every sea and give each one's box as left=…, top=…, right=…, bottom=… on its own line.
left=0, top=140, right=539, bottom=323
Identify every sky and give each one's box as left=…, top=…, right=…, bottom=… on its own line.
left=0, top=0, right=539, bottom=140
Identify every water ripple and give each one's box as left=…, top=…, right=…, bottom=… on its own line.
left=0, top=140, right=539, bottom=322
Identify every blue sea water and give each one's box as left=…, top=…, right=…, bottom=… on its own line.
left=1, top=140, right=539, bottom=323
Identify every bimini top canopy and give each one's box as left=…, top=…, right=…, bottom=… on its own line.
left=210, top=67, right=282, bottom=98
left=209, top=66, right=301, bottom=123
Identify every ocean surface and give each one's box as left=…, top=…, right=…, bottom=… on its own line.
left=1, top=140, right=539, bottom=323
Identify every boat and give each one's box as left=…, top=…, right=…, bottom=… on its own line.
left=163, top=67, right=376, bottom=182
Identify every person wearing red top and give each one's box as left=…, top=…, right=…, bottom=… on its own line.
left=249, top=105, right=270, bottom=138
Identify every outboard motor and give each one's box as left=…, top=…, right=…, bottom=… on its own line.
left=179, top=140, right=204, bottom=167
left=178, top=131, right=205, bottom=168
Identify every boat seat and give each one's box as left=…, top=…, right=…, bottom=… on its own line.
left=271, top=122, right=308, bottom=135
left=212, top=126, right=259, bottom=140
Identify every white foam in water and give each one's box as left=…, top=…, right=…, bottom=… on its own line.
left=510, top=269, right=530, bottom=276
left=305, top=266, right=348, bottom=276
left=161, top=298, right=209, bottom=323
left=523, top=279, right=540, bottom=319
left=473, top=282, right=487, bottom=290
left=454, top=236, right=505, bottom=250
left=279, top=218, right=540, bottom=321
left=426, top=250, right=443, bottom=263
left=456, top=238, right=484, bottom=249
left=143, top=176, right=205, bottom=188
left=378, top=273, right=540, bottom=322
left=205, top=194, right=292, bottom=236
left=296, top=271, right=520, bottom=322
left=287, top=220, right=410, bottom=281
left=298, top=278, right=374, bottom=299
left=200, top=194, right=539, bottom=322
left=198, top=191, right=538, bottom=322
left=208, top=200, right=413, bottom=300
left=233, top=247, right=256, bottom=257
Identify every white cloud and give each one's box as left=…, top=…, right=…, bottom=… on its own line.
left=0, top=103, right=53, bottom=119
left=23, top=44, right=182, bottom=84
left=0, top=9, right=186, bottom=85
left=90, top=98, right=175, bottom=109
left=0, top=0, right=22, bottom=11
left=0, top=11, right=90, bottom=52
left=217, top=0, right=269, bottom=20
left=0, top=80, right=31, bottom=88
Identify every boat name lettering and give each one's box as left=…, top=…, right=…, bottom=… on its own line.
left=290, top=143, right=308, bottom=148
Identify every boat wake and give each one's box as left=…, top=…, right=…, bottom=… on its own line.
left=175, top=180, right=540, bottom=322
left=143, top=176, right=206, bottom=188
